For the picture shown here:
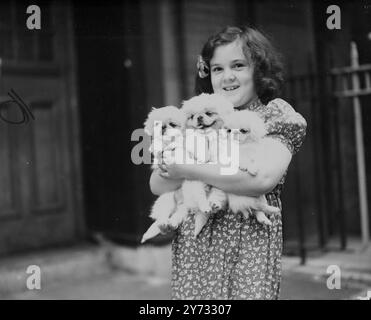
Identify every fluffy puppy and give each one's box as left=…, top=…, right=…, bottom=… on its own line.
left=168, top=93, right=234, bottom=237
left=222, top=110, right=281, bottom=226
left=182, top=93, right=233, bottom=131
left=141, top=106, right=186, bottom=243
left=144, top=106, right=186, bottom=169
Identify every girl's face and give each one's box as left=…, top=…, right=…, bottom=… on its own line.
left=210, top=40, right=256, bottom=108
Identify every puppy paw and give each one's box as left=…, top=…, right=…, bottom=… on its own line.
left=199, top=203, right=212, bottom=214
left=210, top=203, right=222, bottom=213
left=255, top=212, right=272, bottom=226
left=189, top=208, right=199, bottom=215
left=168, top=215, right=182, bottom=229
left=157, top=220, right=176, bottom=234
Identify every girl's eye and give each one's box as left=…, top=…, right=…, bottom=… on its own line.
left=169, top=122, right=176, bottom=128
left=205, top=112, right=213, bottom=116
left=233, top=63, right=244, bottom=69
left=211, top=67, right=222, bottom=73
left=240, top=129, right=249, bottom=134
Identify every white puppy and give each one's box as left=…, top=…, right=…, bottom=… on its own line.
left=222, top=110, right=281, bottom=226
left=141, top=106, right=186, bottom=243
left=144, top=106, right=186, bottom=169
left=171, top=93, right=234, bottom=237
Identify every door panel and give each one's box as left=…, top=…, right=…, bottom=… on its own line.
left=0, top=1, right=82, bottom=255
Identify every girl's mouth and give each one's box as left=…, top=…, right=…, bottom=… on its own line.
left=223, top=85, right=239, bottom=92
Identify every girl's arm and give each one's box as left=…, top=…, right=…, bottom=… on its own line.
left=149, top=168, right=184, bottom=196
left=160, top=137, right=292, bottom=197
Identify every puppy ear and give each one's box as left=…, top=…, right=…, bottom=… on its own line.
left=256, top=121, right=268, bottom=138
left=143, top=119, right=153, bottom=136
left=144, top=107, right=157, bottom=135
left=250, top=114, right=267, bottom=138
left=181, top=99, right=190, bottom=110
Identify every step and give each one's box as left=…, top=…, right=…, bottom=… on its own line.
left=0, top=239, right=172, bottom=297
left=0, top=243, right=109, bottom=296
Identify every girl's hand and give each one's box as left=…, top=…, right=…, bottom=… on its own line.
left=155, top=150, right=171, bottom=173
left=159, top=162, right=188, bottom=180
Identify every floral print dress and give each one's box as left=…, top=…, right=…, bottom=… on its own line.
left=171, top=98, right=307, bottom=300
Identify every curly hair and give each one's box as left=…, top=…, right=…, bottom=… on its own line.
left=195, top=26, right=284, bottom=105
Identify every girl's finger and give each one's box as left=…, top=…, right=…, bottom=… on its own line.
left=158, top=163, right=167, bottom=172
left=159, top=171, right=170, bottom=179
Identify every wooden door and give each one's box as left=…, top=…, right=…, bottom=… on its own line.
left=0, top=1, right=84, bottom=255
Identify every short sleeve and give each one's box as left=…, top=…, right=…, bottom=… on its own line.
left=264, top=98, right=307, bottom=155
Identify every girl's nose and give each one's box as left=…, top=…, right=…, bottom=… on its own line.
left=223, top=68, right=236, bottom=82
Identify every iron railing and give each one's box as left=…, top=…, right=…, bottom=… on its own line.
left=282, top=42, right=371, bottom=264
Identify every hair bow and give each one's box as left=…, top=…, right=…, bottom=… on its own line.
left=196, top=55, right=209, bottom=78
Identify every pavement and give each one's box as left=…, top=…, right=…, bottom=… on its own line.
left=0, top=238, right=370, bottom=300
left=4, top=265, right=368, bottom=300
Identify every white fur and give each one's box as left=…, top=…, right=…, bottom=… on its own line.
left=223, top=110, right=281, bottom=225
left=180, top=93, right=234, bottom=236
left=141, top=106, right=187, bottom=243
left=144, top=106, right=186, bottom=170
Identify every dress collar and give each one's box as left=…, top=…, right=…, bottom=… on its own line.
left=234, top=97, right=262, bottom=111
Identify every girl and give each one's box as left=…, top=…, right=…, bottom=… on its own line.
left=150, top=26, right=307, bottom=300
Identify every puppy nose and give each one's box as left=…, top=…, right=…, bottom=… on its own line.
left=197, top=116, right=203, bottom=122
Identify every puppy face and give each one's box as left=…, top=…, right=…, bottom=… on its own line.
left=182, top=93, right=234, bottom=130
left=144, top=106, right=186, bottom=137
left=223, top=110, right=267, bottom=144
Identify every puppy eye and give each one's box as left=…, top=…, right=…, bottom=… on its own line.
left=240, top=129, right=249, bottom=134
left=227, top=129, right=231, bottom=133
left=190, top=115, right=194, bottom=119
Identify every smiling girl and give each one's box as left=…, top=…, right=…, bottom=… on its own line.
left=150, top=26, right=307, bottom=300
